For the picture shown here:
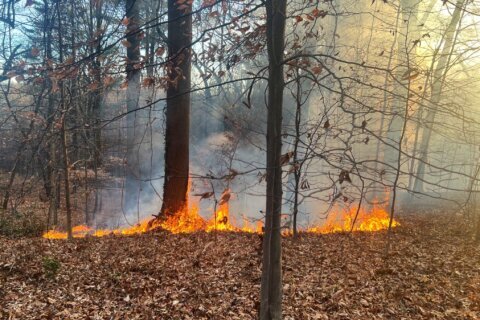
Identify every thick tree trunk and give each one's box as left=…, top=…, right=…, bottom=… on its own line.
left=259, top=0, right=286, bottom=318
left=160, top=1, right=192, bottom=217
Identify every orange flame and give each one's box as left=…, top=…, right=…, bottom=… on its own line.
left=308, top=199, right=398, bottom=234
left=42, top=193, right=398, bottom=239
left=206, top=203, right=237, bottom=232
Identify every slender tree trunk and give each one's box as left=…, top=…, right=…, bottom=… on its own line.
left=43, top=0, right=58, bottom=226
left=372, top=4, right=400, bottom=201
left=292, top=70, right=302, bottom=238
left=260, top=0, right=286, bottom=318
left=56, top=2, right=73, bottom=240
left=476, top=212, right=480, bottom=241
left=93, top=0, right=104, bottom=167
left=124, top=0, right=142, bottom=212
left=160, top=1, right=192, bottom=217
left=413, top=0, right=465, bottom=192
left=2, top=152, right=20, bottom=210
left=384, top=0, right=416, bottom=181
left=145, top=1, right=155, bottom=78
left=61, top=115, right=73, bottom=240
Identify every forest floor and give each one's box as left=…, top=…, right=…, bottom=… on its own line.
left=0, top=213, right=479, bottom=320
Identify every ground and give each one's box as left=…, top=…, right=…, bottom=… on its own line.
left=0, top=213, right=479, bottom=319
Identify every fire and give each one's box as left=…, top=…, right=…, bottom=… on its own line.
left=42, top=202, right=253, bottom=239
left=308, top=201, right=398, bottom=234
left=156, top=204, right=206, bottom=234
left=206, top=203, right=236, bottom=232
left=42, top=194, right=398, bottom=239
left=239, top=215, right=264, bottom=233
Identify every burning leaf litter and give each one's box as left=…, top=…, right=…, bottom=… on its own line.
left=42, top=200, right=398, bottom=239
left=1, top=213, right=479, bottom=319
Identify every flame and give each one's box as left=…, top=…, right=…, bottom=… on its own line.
left=157, top=204, right=206, bottom=234
left=206, top=203, right=237, bottom=232
left=42, top=192, right=398, bottom=239
left=308, top=200, right=399, bottom=234
left=239, top=215, right=263, bottom=233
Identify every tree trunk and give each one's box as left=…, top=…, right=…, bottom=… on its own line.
left=44, top=0, right=58, bottom=226
left=292, top=70, right=302, bottom=239
left=61, top=115, right=73, bottom=241
left=56, top=1, right=73, bottom=240
left=124, top=0, right=142, bottom=212
left=259, top=0, right=286, bottom=318
left=93, top=0, right=104, bottom=166
left=160, top=1, right=192, bottom=217
left=413, top=0, right=465, bottom=193
left=383, top=0, right=417, bottom=182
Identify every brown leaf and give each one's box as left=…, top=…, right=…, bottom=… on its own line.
left=218, top=189, right=231, bottom=205
left=194, top=192, right=214, bottom=200
left=30, top=47, right=40, bottom=57
left=323, top=119, right=330, bottom=129
left=103, top=76, right=115, bottom=87
left=280, top=151, right=294, bottom=166
left=155, top=47, right=165, bottom=56
left=312, top=65, right=322, bottom=75
left=142, top=77, right=155, bottom=87
left=339, top=170, right=351, bottom=184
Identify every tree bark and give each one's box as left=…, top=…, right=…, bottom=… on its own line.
left=124, top=0, right=142, bottom=212
left=383, top=0, right=416, bottom=181
left=93, top=0, right=104, bottom=166
left=292, top=70, right=302, bottom=239
left=56, top=1, right=73, bottom=240
left=413, top=0, right=465, bottom=193
left=259, top=0, right=286, bottom=318
left=160, top=0, right=192, bottom=217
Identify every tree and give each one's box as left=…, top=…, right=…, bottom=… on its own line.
left=259, top=0, right=286, bottom=318
left=160, top=0, right=192, bottom=217
left=124, top=0, right=142, bottom=212
left=412, top=0, right=466, bottom=193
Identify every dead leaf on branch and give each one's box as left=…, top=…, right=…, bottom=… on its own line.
left=312, top=65, right=323, bottom=75
left=103, top=76, right=115, bottom=87
left=257, top=171, right=267, bottom=183
left=301, top=179, right=310, bottom=190
left=287, top=163, right=300, bottom=175
left=361, top=120, right=367, bottom=132
left=155, top=47, right=165, bottom=56
left=194, top=192, right=214, bottom=201
left=401, top=68, right=420, bottom=80
left=225, top=169, right=239, bottom=181
left=311, top=8, right=328, bottom=18
left=280, top=151, right=294, bottom=166
left=339, top=170, right=352, bottom=184
left=30, top=47, right=40, bottom=57
left=218, top=189, right=231, bottom=205
left=142, top=77, right=155, bottom=87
